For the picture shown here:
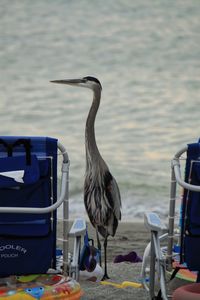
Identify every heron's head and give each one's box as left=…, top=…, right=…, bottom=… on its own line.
left=50, top=76, right=102, bottom=91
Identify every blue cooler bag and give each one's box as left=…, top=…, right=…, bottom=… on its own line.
left=0, top=138, right=57, bottom=276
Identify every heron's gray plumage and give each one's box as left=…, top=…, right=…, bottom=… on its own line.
left=83, top=81, right=121, bottom=237
left=51, top=76, right=121, bottom=279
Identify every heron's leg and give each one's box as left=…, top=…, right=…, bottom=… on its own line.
left=102, top=235, right=109, bottom=280
left=96, top=228, right=102, bottom=266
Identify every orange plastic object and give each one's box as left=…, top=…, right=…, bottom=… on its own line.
left=0, top=274, right=83, bottom=299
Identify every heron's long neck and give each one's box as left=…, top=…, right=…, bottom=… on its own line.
left=85, top=89, right=101, bottom=165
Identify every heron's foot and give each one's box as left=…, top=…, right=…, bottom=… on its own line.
left=101, top=274, right=110, bottom=281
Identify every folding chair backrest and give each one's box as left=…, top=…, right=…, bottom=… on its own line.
left=181, top=142, right=200, bottom=270
left=0, top=136, right=57, bottom=276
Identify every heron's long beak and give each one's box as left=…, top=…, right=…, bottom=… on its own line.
left=50, top=79, right=85, bottom=85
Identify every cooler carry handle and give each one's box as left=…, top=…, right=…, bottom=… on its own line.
left=0, top=138, right=32, bottom=165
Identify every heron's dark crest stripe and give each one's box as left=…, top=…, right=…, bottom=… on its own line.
left=83, top=76, right=102, bottom=89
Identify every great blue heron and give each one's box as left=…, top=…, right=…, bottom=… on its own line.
left=51, top=76, right=121, bottom=279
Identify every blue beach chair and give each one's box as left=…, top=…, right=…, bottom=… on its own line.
left=0, top=136, right=69, bottom=276
left=141, top=139, right=200, bottom=299
left=0, top=136, right=84, bottom=299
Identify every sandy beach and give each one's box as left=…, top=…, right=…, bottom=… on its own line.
left=57, top=220, right=191, bottom=299
left=62, top=221, right=151, bottom=299
left=84, top=221, right=150, bottom=262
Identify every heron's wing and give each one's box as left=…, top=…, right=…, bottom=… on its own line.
left=110, top=176, right=121, bottom=220
left=104, top=171, right=121, bottom=221
left=112, top=176, right=121, bottom=219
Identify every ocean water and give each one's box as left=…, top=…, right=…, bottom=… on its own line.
left=0, top=0, right=200, bottom=221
